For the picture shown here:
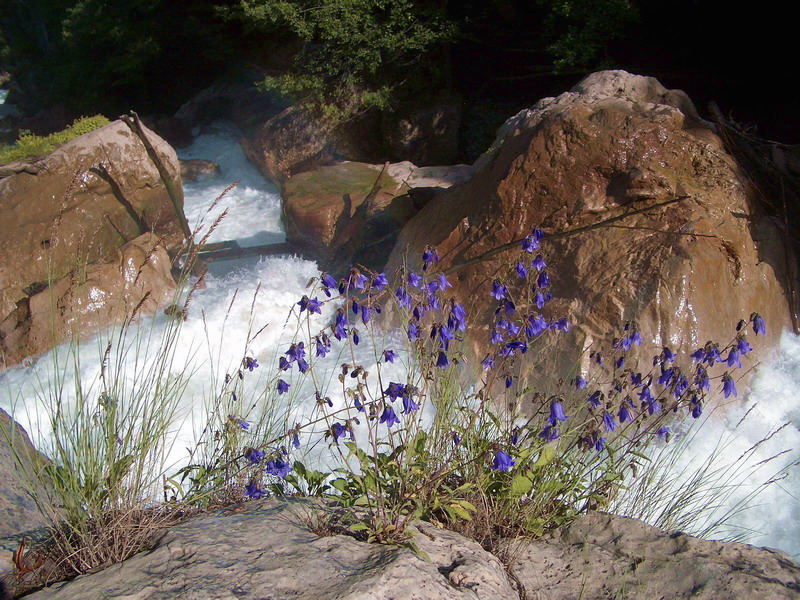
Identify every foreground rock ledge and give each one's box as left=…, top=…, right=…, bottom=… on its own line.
left=20, top=500, right=800, bottom=599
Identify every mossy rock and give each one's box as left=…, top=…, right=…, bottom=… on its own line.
left=0, top=115, right=109, bottom=166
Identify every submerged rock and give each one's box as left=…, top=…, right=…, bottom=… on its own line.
left=18, top=500, right=800, bottom=599
left=179, top=158, right=221, bottom=182
left=386, top=70, right=794, bottom=394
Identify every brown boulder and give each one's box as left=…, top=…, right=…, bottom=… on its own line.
left=144, top=115, right=194, bottom=149
left=241, top=106, right=338, bottom=184
left=173, top=73, right=287, bottom=133
left=179, top=159, right=221, bottom=182
left=385, top=70, right=793, bottom=390
left=237, top=92, right=462, bottom=182
left=0, top=233, right=176, bottom=367
left=0, top=120, right=184, bottom=329
left=383, top=95, right=462, bottom=166
left=282, top=161, right=472, bottom=272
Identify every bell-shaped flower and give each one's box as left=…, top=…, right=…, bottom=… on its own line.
left=491, top=280, right=508, bottom=300
left=753, top=314, right=766, bottom=336
left=379, top=405, right=401, bottom=428
left=245, top=481, right=267, bottom=499
left=722, top=373, right=737, bottom=398
left=492, top=450, right=516, bottom=472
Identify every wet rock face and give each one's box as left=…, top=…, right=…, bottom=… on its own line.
left=386, top=70, right=793, bottom=390
left=19, top=500, right=800, bottom=600
left=282, top=161, right=472, bottom=273
left=0, top=233, right=176, bottom=367
left=0, top=120, right=183, bottom=328
left=0, top=121, right=184, bottom=367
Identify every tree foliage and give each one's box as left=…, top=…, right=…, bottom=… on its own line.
left=0, top=0, right=644, bottom=119
left=0, top=0, right=238, bottom=115
left=223, top=0, right=456, bottom=115
left=537, top=0, right=639, bottom=71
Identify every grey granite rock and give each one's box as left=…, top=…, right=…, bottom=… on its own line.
left=20, top=500, right=800, bottom=600
left=512, top=512, right=800, bottom=599
left=0, top=409, right=50, bottom=539
left=24, top=500, right=517, bottom=600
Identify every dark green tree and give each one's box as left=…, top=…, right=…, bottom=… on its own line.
left=222, top=0, right=457, bottom=116
left=0, top=0, right=239, bottom=116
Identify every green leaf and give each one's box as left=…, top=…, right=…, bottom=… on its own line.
left=453, top=500, right=477, bottom=513
left=511, top=473, right=534, bottom=497
left=331, top=478, right=349, bottom=493
left=448, top=503, right=473, bottom=520
left=533, top=445, right=556, bottom=468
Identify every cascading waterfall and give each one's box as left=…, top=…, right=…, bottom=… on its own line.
left=0, top=121, right=797, bottom=558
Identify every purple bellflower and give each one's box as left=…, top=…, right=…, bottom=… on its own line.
left=722, top=373, right=738, bottom=398
left=245, top=481, right=267, bottom=499
left=380, top=406, right=401, bottom=428
left=492, top=450, right=516, bottom=472
left=266, top=457, right=292, bottom=479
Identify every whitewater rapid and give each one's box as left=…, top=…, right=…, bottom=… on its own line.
left=0, top=122, right=797, bottom=557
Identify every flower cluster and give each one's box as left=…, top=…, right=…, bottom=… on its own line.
left=479, top=226, right=571, bottom=400
left=214, top=219, right=768, bottom=552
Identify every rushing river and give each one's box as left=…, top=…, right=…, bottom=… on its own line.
left=1, top=122, right=798, bottom=557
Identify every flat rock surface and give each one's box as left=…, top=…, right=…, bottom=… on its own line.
left=24, top=499, right=516, bottom=600
left=513, top=512, right=800, bottom=599
left=19, top=500, right=800, bottom=600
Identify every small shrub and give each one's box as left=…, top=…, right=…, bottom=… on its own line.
left=0, top=114, right=109, bottom=165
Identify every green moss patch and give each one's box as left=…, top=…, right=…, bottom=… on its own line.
left=284, top=162, right=401, bottom=210
left=0, top=115, right=110, bottom=166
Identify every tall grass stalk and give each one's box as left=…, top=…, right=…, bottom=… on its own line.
left=6, top=307, right=193, bottom=574
left=611, top=405, right=798, bottom=543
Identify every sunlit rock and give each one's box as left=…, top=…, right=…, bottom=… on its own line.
left=0, top=120, right=185, bottom=366
left=282, top=160, right=472, bottom=273
left=386, top=70, right=794, bottom=396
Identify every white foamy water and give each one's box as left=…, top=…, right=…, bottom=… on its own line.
left=698, top=332, right=800, bottom=556
left=612, top=331, right=800, bottom=558
left=1, top=123, right=798, bottom=559
left=179, top=122, right=284, bottom=248
left=0, top=121, right=415, bottom=483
